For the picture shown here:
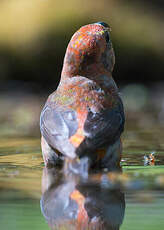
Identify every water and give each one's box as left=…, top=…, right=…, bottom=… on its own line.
left=0, top=135, right=164, bottom=230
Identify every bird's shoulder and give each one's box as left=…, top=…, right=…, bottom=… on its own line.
left=46, top=76, right=119, bottom=113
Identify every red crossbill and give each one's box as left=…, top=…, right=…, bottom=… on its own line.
left=40, top=22, right=125, bottom=171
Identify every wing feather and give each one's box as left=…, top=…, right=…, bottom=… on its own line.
left=40, top=105, right=78, bottom=158
left=77, top=97, right=124, bottom=153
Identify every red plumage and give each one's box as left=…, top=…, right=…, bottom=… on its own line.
left=40, top=22, right=125, bottom=171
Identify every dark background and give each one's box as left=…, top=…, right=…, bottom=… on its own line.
left=0, top=0, right=164, bottom=91
left=0, top=0, right=164, bottom=137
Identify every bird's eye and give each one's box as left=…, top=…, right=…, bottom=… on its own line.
left=104, top=31, right=110, bottom=43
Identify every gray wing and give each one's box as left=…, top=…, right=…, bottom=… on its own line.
left=40, top=105, right=78, bottom=158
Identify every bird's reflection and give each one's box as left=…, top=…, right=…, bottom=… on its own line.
left=41, top=167, right=125, bottom=230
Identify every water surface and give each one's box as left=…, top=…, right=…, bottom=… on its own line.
left=0, top=129, right=164, bottom=230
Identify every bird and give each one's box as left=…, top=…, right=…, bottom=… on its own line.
left=40, top=22, right=125, bottom=171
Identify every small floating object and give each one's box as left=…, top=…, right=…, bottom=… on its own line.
left=144, top=151, right=155, bottom=166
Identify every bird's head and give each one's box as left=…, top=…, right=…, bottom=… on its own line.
left=61, top=22, right=115, bottom=80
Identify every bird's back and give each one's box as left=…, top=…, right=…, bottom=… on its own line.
left=40, top=76, right=124, bottom=160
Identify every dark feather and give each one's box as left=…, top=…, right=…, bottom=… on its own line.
left=77, top=97, right=124, bottom=155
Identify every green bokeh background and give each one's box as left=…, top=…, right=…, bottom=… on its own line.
left=0, top=1, right=164, bottom=230
left=0, top=0, right=164, bottom=138
left=0, top=0, right=163, bottom=89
